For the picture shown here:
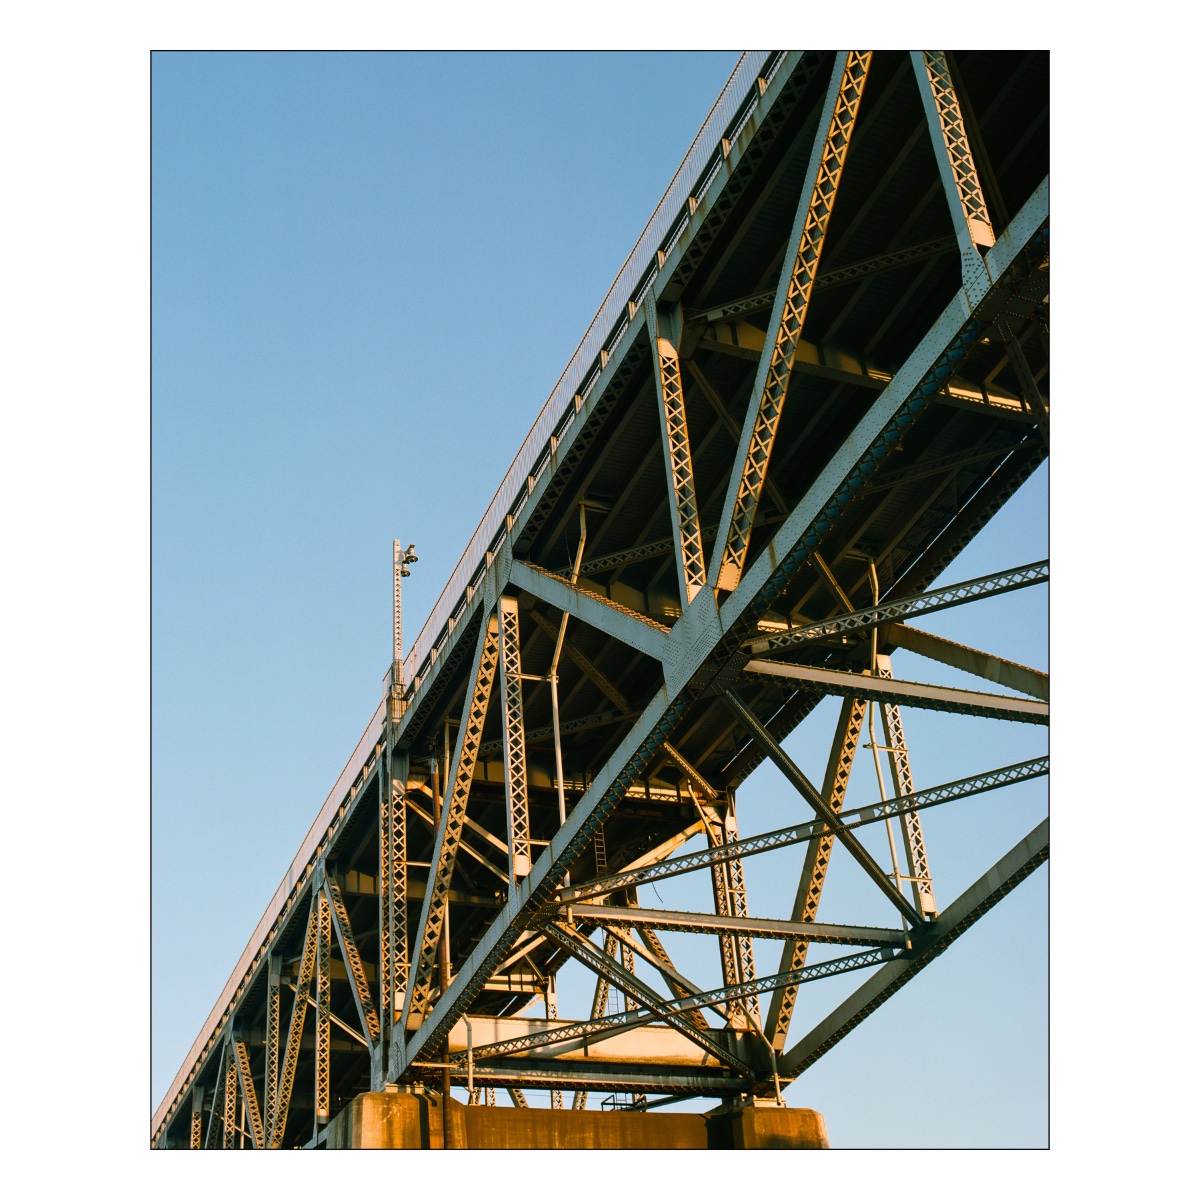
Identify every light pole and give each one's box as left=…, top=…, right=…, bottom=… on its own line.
left=392, top=540, right=418, bottom=696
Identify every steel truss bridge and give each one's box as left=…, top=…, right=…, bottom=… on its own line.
left=153, top=50, right=1049, bottom=1148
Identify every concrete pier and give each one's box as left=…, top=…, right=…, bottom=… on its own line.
left=325, top=1091, right=829, bottom=1149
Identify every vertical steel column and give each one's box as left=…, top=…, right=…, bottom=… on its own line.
left=190, top=1084, right=203, bottom=1150
left=380, top=747, right=393, bottom=1055
left=649, top=303, right=706, bottom=605
left=381, top=756, right=409, bottom=1043
left=222, top=1037, right=237, bottom=1149
left=498, top=596, right=531, bottom=883
left=911, top=50, right=995, bottom=300
left=714, top=51, right=872, bottom=593
left=766, top=697, right=867, bottom=1048
left=877, top=654, right=937, bottom=917
left=204, top=1044, right=225, bottom=1148
left=264, top=954, right=280, bottom=1131
left=314, top=886, right=331, bottom=1135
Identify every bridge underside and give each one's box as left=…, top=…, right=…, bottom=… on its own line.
left=154, top=49, right=1048, bottom=1149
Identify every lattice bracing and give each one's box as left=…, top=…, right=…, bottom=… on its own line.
left=152, top=51, right=1048, bottom=1148
left=716, top=51, right=872, bottom=593
left=654, top=332, right=707, bottom=603
left=877, top=657, right=936, bottom=917
left=499, top=596, right=531, bottom=881
left=326, top=877, right=382, bottom=1044
left=915, top=50, right=995, bottom=249
left=222, top=1040, right=237, bottom=1149
left=269, top=896, right=318, bottom=1148
left=743, top=560, right=1048, bottom=655
left=234, top=1039, right=265, bottom=1149
left=264, top=961, right=280, bottom=1133
left=315, top=889, right=332, bottom=1128
left=767, top=697, right=866, bottom=1048
left=405, top=615, right=501, bottom=1028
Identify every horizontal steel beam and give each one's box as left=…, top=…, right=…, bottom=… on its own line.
left=888, top=622, right=1048, bottom=700
left=509, top=558, right=669, bottom=660
left=743, top=659, right=1049, bottom=723
left=689, top=237, right=960, bottom=323
left=566, top=904, right=908, bottom=946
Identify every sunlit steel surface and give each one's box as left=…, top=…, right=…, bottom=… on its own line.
left=153, top=49, right=1049, bottom=1148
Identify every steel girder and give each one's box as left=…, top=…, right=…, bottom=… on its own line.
left=154, top=50, right=1047, bottom=1147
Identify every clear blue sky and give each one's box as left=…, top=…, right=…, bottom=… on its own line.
left=152, top=50, right=1047, bottom=1148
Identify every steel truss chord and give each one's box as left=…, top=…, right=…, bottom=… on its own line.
left=390, top=173, right=1048, bottom=1107
left=649, top=304, right=706, bottom=604
left=233, top=1039, right=265, bottom=1149
left=498, top=595, right=532, bottom=882
left=402, top=614, right=501, bottom=1034
left=714, top=51, right=872, bottom=594
left=767, top=696, right=865, bottom=1048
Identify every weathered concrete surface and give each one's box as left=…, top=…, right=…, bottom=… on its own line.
left=710, top=1103, right=830, bottom=1150
left=326, top=1092, right=828, bottom=1149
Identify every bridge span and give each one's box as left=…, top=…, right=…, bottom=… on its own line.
left=154, top=49, right=1048, bottom=1148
